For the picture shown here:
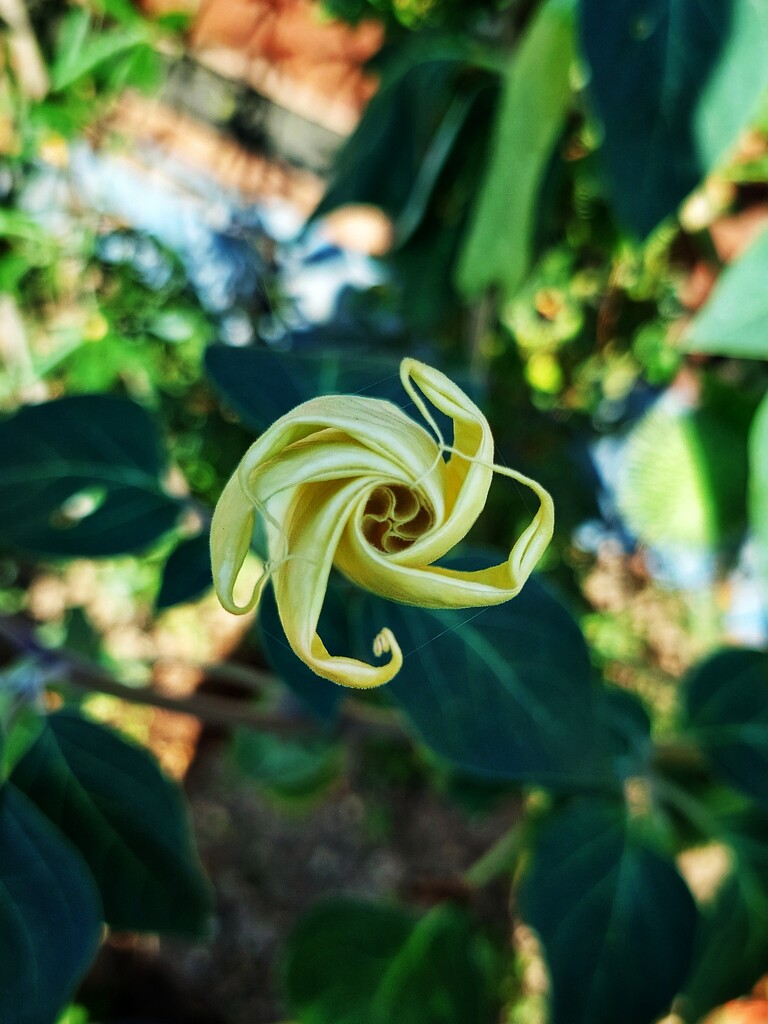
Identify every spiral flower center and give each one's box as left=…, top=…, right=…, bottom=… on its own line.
left=362, top=484, right=434, bottom=554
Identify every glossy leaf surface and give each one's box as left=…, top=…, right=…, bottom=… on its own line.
left=684, top=648, right=768, bottom=808
left=12, top=711, right=211, bottom=935
left=0, top=395, right=180, bottom=557
left=157, top=533, right=214, bottom=609
left=580, top=0, right=768, bottom=235
left=519, top=798, right=698, bottom=1024
left=354, top=564, right=606, bottom=786
left=0, top=784, right=102, bottom=1024
left=205, top=345, right=408, bottom=434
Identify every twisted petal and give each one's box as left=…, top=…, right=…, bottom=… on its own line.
left=211, top=358, right=554, bottom=688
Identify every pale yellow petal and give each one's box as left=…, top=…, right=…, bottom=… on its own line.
left=210, top=473, right=265, bottom=614
left=272, top=478, right=403, bottom=688
left=336, top=466, right=554, bottom=607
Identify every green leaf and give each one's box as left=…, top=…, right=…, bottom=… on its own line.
left=312, top=38, right=491, bottom=244
left=354, top=556, right=607, bottom=786
left=684, top=648, right=768, bottom=808
left=205, top=346, right=410, bottom=435
left=0, top=209, right=46, bottom=243
left=205, top=345, right=474, bottom=440
left=231, top=728, right=339, bottom=798
left=156, top=534, right=213, bottom=609
left=456, top=0, right=575, bottom=300
left=258, top=580, right=344, bottom=723
left=580, top=0, right=768, bottom=236
left=0, top=783, right=102, bottom=1024
left=616, top=402, right=748, bottom=547
left=283, top=899, right=498, bottom=1024
left=519, top=798, right=698, bottom=1024
left=750, top=392, right=768, bottom=587
left=684, top=229, right=768, bottom=358
left=11, top=711, right=211, bottom=935
left=682, top=809, right=768, bottom=1019
left=596, top=687, right=652, bottom=777
left=373, top=904, right=499, bottom=1024
left=51, top=9, right=148, bottom=92
left=0, top=394, right=181, bottom=557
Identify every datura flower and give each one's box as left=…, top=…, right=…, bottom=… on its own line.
left=211, top=358, right=554, bottom=689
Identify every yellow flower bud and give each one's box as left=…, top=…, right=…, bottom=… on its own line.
left=211, top=359, right=554, bottom=688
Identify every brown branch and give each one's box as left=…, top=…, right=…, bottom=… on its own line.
left=64, top=658, right=310, bottom=735
left=0, top=614, right=405, bottom=737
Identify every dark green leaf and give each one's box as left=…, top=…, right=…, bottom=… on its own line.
left=596, top=687, right=651, bottom=777
left=11, top=711, right=211, bottom=935
left=258, top=580, right=344, bottom=723
left=51, top=9, right=147, bottom=91
left=684, top=230, right=768, bottom=358
left=157, top=534, right=213, bottom=609
left=580, top=0, right=768, bottom=235
left=205, top=346, right=409, bottom=435
left=456, top=0, right=575, bottom=300
left=0, top=395, right=181, bottom=557
left=205, top=345, right=475, bottom=441
left=353, top=557, right=607, bottom=786
left=284, top=900, right=414, bottom=1024
left=313, top=39, right=490, bottom=243
left=0, top=784, right=102, bottom=1024
left=682, top=809, right=768, bottom=1019
left=684, top=648, right=768, bottom=808
left=231, top=727, right=339, bottom=798
left=372, top=904, right=499, bottom=1024
left=519, top=798, right=698, bottom=1024
left=750, top=392, right=768, bottom=590
left=283, top=899, right=498, bottom=1024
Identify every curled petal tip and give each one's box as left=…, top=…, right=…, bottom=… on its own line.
left=373, top=627, right=397, bottom=658
left=371, top=627, right=403, bottom=680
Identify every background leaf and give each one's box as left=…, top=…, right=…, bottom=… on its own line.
left=51, top=8, right=147, bottom=92
left=0, top=395, right=181, bottom=557
left=282, top=899, right=498, bottom=1024
left=456, top=0, right=575, bottom=300
left=684, top=648, right=768, bottom=808
left=352, top=555, right=607, bottom=786
left=0, top=784, right=102, bottom=1024
left=11, top=711, right=211, bottom=935
left=156, top=533, right=213, bottom=609
left=616, top=401, right=748, bottom=548
left=231, top=727, right=340, bottom=799
left=205, top=346, right=408, bottom=434
left=312, top=39, right=490, bottom=245
left=684, top=229, right=768, bottom=358
left=519, top=797, right=698, bottom=1024
left=580, top=0, right=768, bottom=235
left=682, top=810, right=768, bottom=1021
left=205, top=345, right=476, bottom=445
left=749, top=392, right=768, bottom=591
left=257, top=580, right=344, bottom=723
left=595, top=687, right=652, bottom=777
